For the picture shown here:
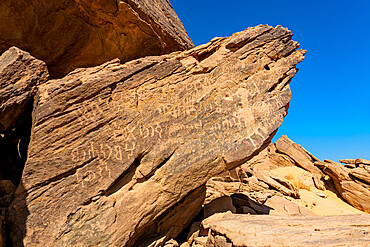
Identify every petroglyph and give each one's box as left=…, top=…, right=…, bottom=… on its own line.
left=71, top=142, right=131, bottom=163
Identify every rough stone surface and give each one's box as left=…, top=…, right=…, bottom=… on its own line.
left=340, top=158, right=370, bottom=166
left=275, top=135, right=325, bottom=190
left=204, top=135, right=368, bottom=219
left=0, top=0, right=193, bottom=77
left=201, top=213, right=370, bottom=247
left=315, top=159, right=370, bottom=213
left=0, top=47, right=49, bottom=130
left=8, top=25, right=305, bottom=246
left=0, top=47, right=49, bottom=187
left=204, top=196, right=236, bottom=219
left=254, top=170, right=300, bottom=198
left=246, top=143, right=296, bottom=171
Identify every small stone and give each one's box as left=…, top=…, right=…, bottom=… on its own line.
left=315, top=192, right=328, bottom=198
left=193, top=237, right=208, bottom=246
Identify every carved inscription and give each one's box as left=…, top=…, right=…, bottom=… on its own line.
left=71, top=142, right=135, bottom=163
left=70, top=69, right=249, bottom=167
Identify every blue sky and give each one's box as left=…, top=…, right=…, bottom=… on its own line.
left=171, top=0, right=370, bottom=161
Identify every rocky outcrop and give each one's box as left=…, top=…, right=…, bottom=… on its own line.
left=198, top=213, right=370, bottom=247
left=275, top=135, right=325, bottom=190
left=340, top=158, right=370, bottom=167
left=7, top=25, right=305, bottom=246
left=0, top=0, right=193, bottom=77
left=315, top=159, right=370, bottom=213
left=203, top=135, right=368, bottom=223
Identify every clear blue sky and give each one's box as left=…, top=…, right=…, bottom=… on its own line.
left=171, top=0, right=370, bottom=162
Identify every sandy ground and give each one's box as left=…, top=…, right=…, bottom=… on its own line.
left=272, top=166, right=365, bottom=215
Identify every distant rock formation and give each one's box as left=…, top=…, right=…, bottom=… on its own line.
left=203, top=135, right=369, bottom=217
left=0, top=0, right=194, bottom=77
left=174, top=136, right=369, bottom=246
left=4, top=25, right=305, bottom=246
left=316, top=159, right=370, bottom=213
left=340, top=158, right=370, bottom=167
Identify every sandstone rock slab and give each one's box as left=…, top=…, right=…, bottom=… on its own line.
left=8, top=25, right=305, bottom=246
left=0, top=47, right=49, bottom=130
left=315, top=160, right=370, bottom=213
left=202, top=213, right=370, bottom=247
left=205, top=136, right=367, bottom=218
left=275, top=135, right=325, bottom=190
left=0, top=0, right=193, bottom=77
left=264, top=195, right=316, bottom=216
left=0, top=47, right=49, bottom=186
left=204, top=196, right=236, bottom=219
left=340, top=158, right=370, bottom=166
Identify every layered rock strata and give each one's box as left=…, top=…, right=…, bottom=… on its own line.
left=316, top=159, right=370, bottom=213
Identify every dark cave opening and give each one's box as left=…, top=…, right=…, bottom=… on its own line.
left=0, top=101, right=33, bottom=187
left=0, top=99, right=34, bottom=247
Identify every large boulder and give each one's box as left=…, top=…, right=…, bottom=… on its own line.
left=8, top=25, right=305, bottom=246
left=0, top=47, right=49, bottom=131
left=0, top=0, right=193, bottom=77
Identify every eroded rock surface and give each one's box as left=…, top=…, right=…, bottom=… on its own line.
left=203, top=135, right=368, bottom=221
left=8, top=25, right=305, bottom=246
left=0, top=47, right=49, bottom=187
left=200, top=213, right=370, bottom=247
left=0, top=47, right=49, bottom=131
left=316, top=159, right=370, bottom=213
left=275, top=135, right=325, bottom=190
left=0, top=0, right=193, bottom=77
left=340, top=158, right=370, bottom=166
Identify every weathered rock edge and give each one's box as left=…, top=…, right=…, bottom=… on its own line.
left=8, top=25, right=305, bottom=246
left=316, top=159, right=370, bottom=213
left=0, top=47, right=49, bottom=131
left=0, top=0, right=193, bottom=77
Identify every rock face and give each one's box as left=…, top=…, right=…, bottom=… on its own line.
left=340, top=158, right=370, bottom=166
left=174, top=136, right=368, bottom=246
left=0, top=47, right=49, bottom=185
left=200, top=213, right=370, bottom=247
left=8, top=25, right=305, bottom=246
left=316, top=159, right=370, bottom=213
left=275, top=135, right=325, bottom=190
left=0, top=0, right=193, bottom=77
left=0, top=47, right=49, bottom=131
left=203, top=135, right=368, bottom=223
